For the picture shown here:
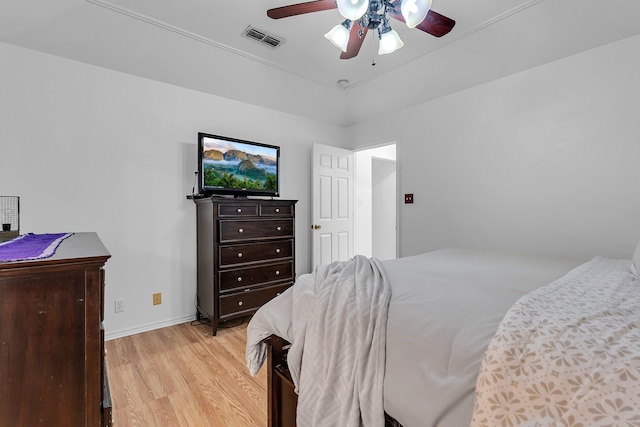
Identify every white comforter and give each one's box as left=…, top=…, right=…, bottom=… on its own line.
left=471, top=256, right=640, bottom=426
left=246, top=249, right=582, bottom=426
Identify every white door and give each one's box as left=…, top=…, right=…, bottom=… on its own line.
left=311, top=143, right=354, bottom=267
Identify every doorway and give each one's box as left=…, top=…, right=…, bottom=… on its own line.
left=354, top=144, right=397, bottom=260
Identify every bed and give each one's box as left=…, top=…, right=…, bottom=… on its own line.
left=246, top=246, right=640, bottom=427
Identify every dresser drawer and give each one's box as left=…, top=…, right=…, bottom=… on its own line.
left=219, top=239, right=293, bottom=267
left=219, top=261, right=293, bottom=292
left=218, top=203, right=259, bottom=217
left=219, top=283, right=291, bottom=317
left=259, top=202, right=295, bottom=217
left=219, top=219, right=294, bottom=242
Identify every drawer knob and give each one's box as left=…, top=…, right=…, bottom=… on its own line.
left=275, top=248, right=281, bottom=254
left=237, top=252, right=243, bottom=258
left=237, top=277, right=243, bottom=282
left=275, top=270, right=280, bottom=275
left=276, top=226, right=282, bottom=231
left=275, top=208, right=280, bottom=213
left=238, top=301, right=243, bottom=306
left=238, top=228, right=244, bottom=233
left=237, top=208, right=242, bottom=213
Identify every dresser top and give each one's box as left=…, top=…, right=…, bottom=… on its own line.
left=193, top=197, right=298, bottom=205
left=0, top=232, right=110, bottom=271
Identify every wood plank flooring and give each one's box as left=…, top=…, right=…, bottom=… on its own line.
left=105, top=319, right=267, bottom=427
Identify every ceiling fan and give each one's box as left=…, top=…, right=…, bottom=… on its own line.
left=267, top=0, right=456, bottom=59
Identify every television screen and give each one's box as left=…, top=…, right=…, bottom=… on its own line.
left=198, top=132, right=280, bottom=197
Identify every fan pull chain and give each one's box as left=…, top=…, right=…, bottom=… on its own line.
left=371, top=32, right=376, bottom=66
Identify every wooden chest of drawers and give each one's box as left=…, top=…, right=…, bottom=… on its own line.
left=195, top=198, right=297, bottom=335
left=0, top=232, right=112, bottom=426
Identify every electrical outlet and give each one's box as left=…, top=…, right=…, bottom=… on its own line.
left=114, top=299, right=125, bottom=313
left=153, top=292, right=162, bottom=305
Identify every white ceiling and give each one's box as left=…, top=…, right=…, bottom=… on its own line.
left=1, top=0, right=640, bottom=126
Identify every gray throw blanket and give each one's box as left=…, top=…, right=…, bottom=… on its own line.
left=287, top=255, right=391, bottom=427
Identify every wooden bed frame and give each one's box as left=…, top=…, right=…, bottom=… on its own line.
left=265, top=335, right=402, bottom=427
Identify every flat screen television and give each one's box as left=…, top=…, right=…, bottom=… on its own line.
left=197, top=132, right=280, bottom=198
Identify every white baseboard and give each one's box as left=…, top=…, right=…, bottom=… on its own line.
left=105, top=314, right=197, bottom=341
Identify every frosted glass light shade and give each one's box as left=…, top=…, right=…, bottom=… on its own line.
left=400, top=0, right=432, bottom=28
left=324, top=22, right=351, bottom=52
left=378, top=28, right=404, bottom=54
left=336, top=0, right=369, bottom=21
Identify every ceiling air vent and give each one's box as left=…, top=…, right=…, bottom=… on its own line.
left=242, top=26, right=285, bottom=49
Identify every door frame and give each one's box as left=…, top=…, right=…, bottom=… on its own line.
left=352, top=142, right=397, bottom=259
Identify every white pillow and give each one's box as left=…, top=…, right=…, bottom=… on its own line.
left=633, top=240, right=640, bottom=274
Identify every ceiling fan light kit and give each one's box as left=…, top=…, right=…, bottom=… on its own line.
left=335, top=0, right=409, bottom=55
left=324, top=20, right=352, bottom=51
left=400, top=0, right=432, bottom=28
left=378, top=25, right=404, bottom=54
left=336, top=0, right=370, bottom=21
left=267, top=0, right=455, bottom=60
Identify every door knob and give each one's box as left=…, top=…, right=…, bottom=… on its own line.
left=312, top=224, right=321, bottom=230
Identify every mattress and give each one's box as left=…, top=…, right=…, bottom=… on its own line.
left=381, top=248, right=582, bottom=426
left=246, top=248, right=584, bottom=426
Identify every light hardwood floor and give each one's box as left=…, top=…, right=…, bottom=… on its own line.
left=105, top=319, right=267, bottom=427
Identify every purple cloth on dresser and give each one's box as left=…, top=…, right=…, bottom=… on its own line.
left=0, top=233, right=73, bottom=262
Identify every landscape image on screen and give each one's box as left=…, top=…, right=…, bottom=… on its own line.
left=201, top=136, right=277, bottom=192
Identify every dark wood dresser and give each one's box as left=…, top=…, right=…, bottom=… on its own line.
left=0, top=232, right=112, bottom=427
left=195, top=197, right=297, bottom=335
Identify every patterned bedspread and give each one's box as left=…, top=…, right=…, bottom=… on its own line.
left=471, top=256, right=640, bottom=426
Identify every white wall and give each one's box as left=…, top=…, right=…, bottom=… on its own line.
left=348, top=34, right=640, bottom=261
left=0, top=42, right=346, bottom=339
left=4, top=32, right=640, bottom=339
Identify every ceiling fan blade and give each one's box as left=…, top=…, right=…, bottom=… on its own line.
left=267, top=0, right=337, bottom=19
left=391, top=9, right=456, bottom=37
left=340, top=23, right=368, bottom=60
